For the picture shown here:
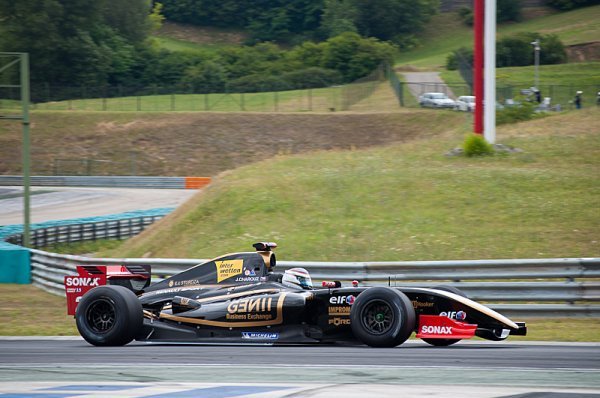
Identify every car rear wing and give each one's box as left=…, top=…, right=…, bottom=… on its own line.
left=64, top=264, right=151, bottom=315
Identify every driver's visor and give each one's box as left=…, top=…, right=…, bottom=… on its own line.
left=297, top=275, right=313, bottom=289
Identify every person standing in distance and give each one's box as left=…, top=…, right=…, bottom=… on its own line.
left=574, top=91, right=582, bottom=109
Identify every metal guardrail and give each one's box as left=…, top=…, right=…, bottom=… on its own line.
left=28, top=249, right=600, bottom=317
left=4, top=205, right=598, bottom=317
left=0, top=175, right=210, bottom=189
left=5, top=215, right=166, bottom=249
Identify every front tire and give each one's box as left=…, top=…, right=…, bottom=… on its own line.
left=422, top=338, right=461, bottom=347
left=350, top=287, right=415, bottom=347
left=422, top=285, right=467, bottom=347
left=75, top=285, right=143, bottom=346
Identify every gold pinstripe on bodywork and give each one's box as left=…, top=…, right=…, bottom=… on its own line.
left=159, top=291, right=288, bottom=328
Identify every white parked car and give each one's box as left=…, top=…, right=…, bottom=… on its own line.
left=454, top=95, right=475, bottom=112
left=418, top=92, right=455, bottom=108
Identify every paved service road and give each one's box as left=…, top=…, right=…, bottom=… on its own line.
left=402, top=71, right=457, bottom=101
left=0, top=186, right=197, bottom=225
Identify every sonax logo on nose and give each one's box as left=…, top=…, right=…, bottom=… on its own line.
left=421, top=325, right=452, bottom=334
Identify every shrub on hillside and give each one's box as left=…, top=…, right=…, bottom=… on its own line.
left=458, top=7, right=473, bottom=26
left=497, top=32, right=566, bottom=67
left=456, top=0, right=522, bottom=26
left=496, top=101, right=537, bottom=125
left=463, top=134, right=494, bottom=157
left=181, top=61, right=228, bottom=93
left=497, top=0, right=523, bottom=23
left=228, top=74, right=292, bottom=93
left=446, top=33, right=566, bottom=70
left=282, top=67, right=343, bottom=89
left=446, top=47, right=473, bottom=71
left=321, top=32, right=396, bottom=81
left=545, top=0, right=597, bottom=10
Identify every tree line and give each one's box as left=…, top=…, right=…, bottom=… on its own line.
left=159, top=0, right=439, bottom=46
left=0, top=0, right=397, bottom=97
left=446, top=32, right=567, bottom=71
left=1, top=0, right=592, bottom=98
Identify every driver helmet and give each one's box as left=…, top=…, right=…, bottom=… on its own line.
left=282, top=267, right=312, bottom=290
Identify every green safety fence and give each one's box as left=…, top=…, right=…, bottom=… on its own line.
left=0, top=207, right=174, bottom=284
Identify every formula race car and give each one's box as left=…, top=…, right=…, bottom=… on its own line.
left=65, top=243, right=527, bottom=347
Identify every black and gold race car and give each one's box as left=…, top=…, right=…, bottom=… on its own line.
left=65, top=242, right=527, bottom=347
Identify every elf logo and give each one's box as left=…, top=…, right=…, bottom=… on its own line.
left=65, top=277, right=101, bottom=287
left=439, top=311, right=467, bottom=321
left=421, top=325, right=453, bottom=334
left=329, top=295, right=355, bottom=305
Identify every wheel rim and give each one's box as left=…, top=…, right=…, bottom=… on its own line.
left=86, top=298, right=116, bottom=333
left=360, top=299, right=395, bottom=335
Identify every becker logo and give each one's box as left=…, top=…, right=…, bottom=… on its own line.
left=440, top=311, right=466, bottom=321
left=329, top=295, right=355, bottom=305
left=421, top=325, right=452, bottom=334
left=65, top=277, right=101, bottom=287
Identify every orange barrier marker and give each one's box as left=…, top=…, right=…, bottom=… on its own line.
left=185, top=177, right=211, bottom=189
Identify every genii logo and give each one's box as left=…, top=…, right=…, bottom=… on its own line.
left=329, top=295, right=356, bottom=305
left=65, top=277, right=101, bottom=287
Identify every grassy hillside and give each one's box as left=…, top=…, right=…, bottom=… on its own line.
left=103, top=109, right=600, bottom=261
left=396, top=5, right=600, bottom=68
left=439, top=61, right=600, bottom=106
left=0, top=106, right=463, bottom=176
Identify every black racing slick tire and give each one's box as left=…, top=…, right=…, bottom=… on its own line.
left=422, top=285, right=467, bottom=347
left=422, top=337, right=461, bottom=347
left=75, top=285, right=143, bottom=346
left=350, top=287, right=416, bottom=348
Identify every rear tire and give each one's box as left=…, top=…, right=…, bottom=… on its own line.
left=76, top=285, right=143, bottom=346
left=350, top=287, right=415, bottom=348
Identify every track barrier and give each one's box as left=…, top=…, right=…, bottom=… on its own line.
left=0, top=175, right=211, bottom=189
left=1, top=209, right=598, bottom=317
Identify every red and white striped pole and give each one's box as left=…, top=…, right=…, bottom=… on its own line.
left=473, top=0, right=497, bottom=143
left=484, top=0, right=496, bottom=143
left=473, top=0, right=484, bottom=136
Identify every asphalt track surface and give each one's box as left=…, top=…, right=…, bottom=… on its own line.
left=2, top=186, right=599, bottom=396
left=1, top=338, right=599, bottom=397
left=0, top=186, right=197, bottom=225
left=2, top=339, right=599, bottom=370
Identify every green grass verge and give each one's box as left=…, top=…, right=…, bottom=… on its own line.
left=0, top=285, right=78, bottom=336
left=1, top=284, right=598, bottom=340
left=31, top=86, right=351, bottom=113
left=441, top=62, right=600, bottom=86
left=105, top=109, right=599, bottom=262
left=396, top=5, right=600, bottom=68
left=38, top=240, right=124, bottom=255
left=439, top=62, right=600, bottom=106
